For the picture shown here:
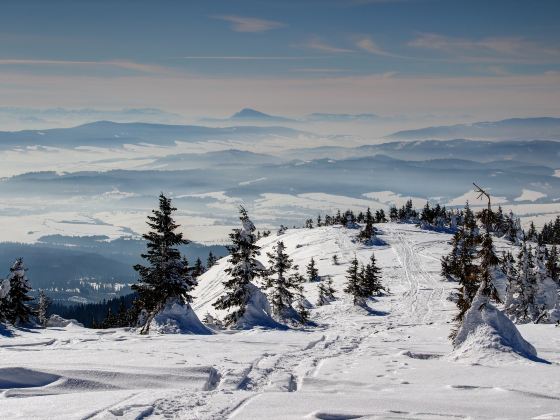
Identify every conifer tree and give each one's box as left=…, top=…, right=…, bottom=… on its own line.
left=6, top=258, right=35, bottom=325
left=533, top=245, right=559, bottom=323
left=317, top=276, right=336, bottom=306
left=192, top=257, right=205, bottom=277
left=546, top=245, right=559, bottom=284
left=362, top=252, right=385, bottom=296
left=358, top=207, right=376, bottom=243
left=344, top=257, right=367, bottom=306
left=206, top=252, right=218, bottom=269
left=213, top=206, right=264, bottom=326
left=443, top=203, right=482, bottom=336
left=296, top=297, right=310, bottom=325
left=132, top=194, right=196, bottom=334
left=37, top=289, right=52, bottom=328
left=514, top=243, right=537, bottom=322
left=263, top=241, right=302, bottom=321
left=0, top=278, right=11, bottom=324
left=476, top=232, right=502, bottom=304
left=306, top=257, right=320, bottom=282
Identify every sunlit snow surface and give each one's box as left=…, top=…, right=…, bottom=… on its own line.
left=2, top=224, right=559, bottom=419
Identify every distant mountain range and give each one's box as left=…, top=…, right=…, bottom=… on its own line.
left=0, top=120, right=308, bottom=149
left=202, top=108, right=379, bottom=124
left=387, top=117, right=560, bottom=140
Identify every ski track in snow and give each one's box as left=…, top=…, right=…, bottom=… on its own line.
left=2, top=224, right=560, bottom=419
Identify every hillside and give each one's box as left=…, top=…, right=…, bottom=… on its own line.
left=1, top=224, right=559, bottom=419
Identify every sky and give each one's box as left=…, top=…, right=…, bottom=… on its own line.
left=1, top=0, right=559, bottom=122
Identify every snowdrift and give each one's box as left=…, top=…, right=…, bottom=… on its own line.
left=233, top=282, right=285, bottom=329
left=46, top=314, right=84, bottom=328
left=149, top=300, right=213, bottom=335
left=451, top=293, right=537, bottom=362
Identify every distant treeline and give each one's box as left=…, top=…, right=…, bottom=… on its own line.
left=48, top=293, right=138, bottom=328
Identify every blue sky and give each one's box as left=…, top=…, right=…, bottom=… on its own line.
left=1, top=0, right=559, bottom=120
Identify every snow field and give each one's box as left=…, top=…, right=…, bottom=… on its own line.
left=1, top=224, right=559, bottom=419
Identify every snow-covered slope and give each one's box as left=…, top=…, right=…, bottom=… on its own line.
left=1, top=224, right=559, bottom=419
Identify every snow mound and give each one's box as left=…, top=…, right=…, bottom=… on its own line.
left=234, top=283, right=284, bottom=330
left=46, top=314, right=84, bottom=328
left=149, top=300, right=213, bottom=335
left=451, top=294, right=537, bottom=362
left=0, top=367, right=60, bottom=389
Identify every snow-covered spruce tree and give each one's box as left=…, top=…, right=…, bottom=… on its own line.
left=0, top=277, right=11, bottom=324
left=442, top=204, right=481, bottom=336
left=358, top=207, right=376, bottom=243
left=533, top=245, right=559, bottom=323
left=132, top=194, right=197, bottom=334
left=515, top=243, right=537, bottom=322
left=503, top=251, right=523, bottom=320
left=546, top=244, right=559, bottom=284
left=264, top=241, right=302, bottom=322
left=306, top=257, right=320, bottom=282
left=317, top=276, right=336, bottom=306
left=213, top=206, right=265, bottom=327
left=362, top=252, right=385, bottom=296
left=475, top=232, right=502, bottom=304
left=5, top=258, right=35, bottom=325
left=37, top=289, right=52, bottom=328
left=344, top=257, right=368, bottom=306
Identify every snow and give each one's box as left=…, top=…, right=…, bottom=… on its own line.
left=148, top=301, right=212, bottom=335
left=452, top=293, right=537, bottom=362
left=46, top=314, right=84, bottom=328
left=515, top=188, right=547, bottom=202
left=1, top=224, right=560, bottom=419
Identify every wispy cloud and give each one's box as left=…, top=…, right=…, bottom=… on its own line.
left=177, top=56, right=327, bottom=60
left=408, top=33, right=560, bottom=63
left=353, top=35, right=397, bottom=57
left=212, top=15, right=285, bottom=32
left=304, top=36, right=355, bottom=53
left=0, top=58, right=170, bottom=74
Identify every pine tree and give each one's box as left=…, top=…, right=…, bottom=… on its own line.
left=533, top=245, right=558, bottom=323
left=358, top=207, right=376, bottom=243
left=263, top=241, right=301, bottom=321
left=206, top=252, right=218, bottom=269
left=306, top=257, right=320, bottom=282
left=362, top=252, right=385, bottom=296
left=296, top=297, right=310, bottom=325
left=503, top=251, right=520, bottom=316
left=344, top=257, right=367, bottom=306
left=476, top=232, right=502, bottom=304
left=546, top=245, right=559, bottom=284
left=514, top=243, right=537, bottom=322
left=132, top=194, right=196, bottom=334
left=192, top=257, right=205, bottom=277
left=37, top=289, right=52, bottom=328
left=6, top=258, right=35, bottom=325
left=0, top=278, right=11, bottom=324
left=213, top=206, right=264, bottom=326
left=443, top=204, right=481, bottom=336
left=317, top=276, right=336, bottom=305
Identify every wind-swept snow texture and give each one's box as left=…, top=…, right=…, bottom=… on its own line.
left=1, top=224, right=559, bottom=419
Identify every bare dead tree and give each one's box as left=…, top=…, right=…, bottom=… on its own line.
left=473, top=182, right=491, bottom=233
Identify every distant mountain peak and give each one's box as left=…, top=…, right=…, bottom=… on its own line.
left=230, top=108, right=292, bottom=122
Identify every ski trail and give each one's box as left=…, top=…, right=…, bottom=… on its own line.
left=384, top=225, right=450, bottom=325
